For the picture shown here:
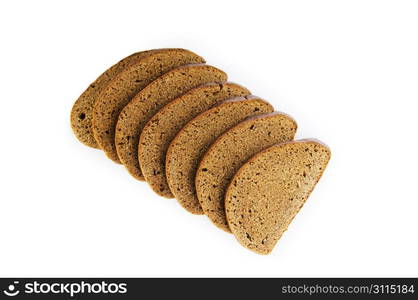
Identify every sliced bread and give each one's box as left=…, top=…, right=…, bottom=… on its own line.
left=92, top=49, right=205, bottom=163
left=115, top=65, right=227, bottom=181
left=225, top=140, right=331, bottom=254
left=166, top=96, right=274, bottom=214
left=70, top=50, right=154, bottom=148
left=196, top=112, right=297, bottom=232
left=139, top=82, right=250, bottom=197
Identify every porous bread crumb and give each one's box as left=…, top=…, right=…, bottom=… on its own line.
left=166, top=96, right=274, bottom=214
left=225, top=140, right=331, bottom=255
left=116, top=65, right=227, bottom=182
left=196, top=112, right=297, bottom=232
left=70, top=50, right=155, bottom=148
left=139, top=82, right=250, bottom=197
left=92, top=49, right=205, bottom=163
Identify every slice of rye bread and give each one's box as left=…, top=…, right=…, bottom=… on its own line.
left=139, top=82, right=250, bottom=198
left=92, top=49, right=205, bottom=163
left=115, top=65, right=227, bottom=181
left=225, top=140, right=331, bottom=255
left=166, top=96, right=274, bottom=214
left=195, top=112, right=297, bottom=232
left=71, top=50, right=158, bottom=149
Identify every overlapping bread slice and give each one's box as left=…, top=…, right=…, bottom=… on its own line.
left=196, top=112, right=297, bottom=232
left=92, top=49, right=205, bottom=163
left=225, top=140, right=331, bottom=254
left=166, top=96, right=274, bottom=214
left=115, top=64, right=227, bottom=181
left=139, top=82, right=250, bottom=198
left=71, top=50, right=156, bottom=148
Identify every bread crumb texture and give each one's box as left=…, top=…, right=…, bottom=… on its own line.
left=115, top=64, right=227, bottom=182
left=71, top=50, right=154, bottom=148
left=166, top=96, right=274, bottom=214
left=92, top=49, right=205, bottom=163
left=225, top=140, right=330, bottom=254
left=196, top=112, right=297, bottom=232
left=139, top=82, right=250, bottom=197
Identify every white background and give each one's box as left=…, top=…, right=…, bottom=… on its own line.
left=0, top=0, right=417, bottom=277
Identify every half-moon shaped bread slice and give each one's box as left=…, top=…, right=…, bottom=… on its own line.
left=71, top=50, right=154, bottom=148
left=92, top=49, right=205, bottom=163
left=166, top=97, right=274, bottom=214
left=225, top=140, right=331, bottom=255
left=196, top=112, right=297, bottom=232
left=139, top=82, right=250, bottom=198
left=116, top=64, right=227, bottom=181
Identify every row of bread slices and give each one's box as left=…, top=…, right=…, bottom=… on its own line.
left=71, top=48, right=330, bottom=254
